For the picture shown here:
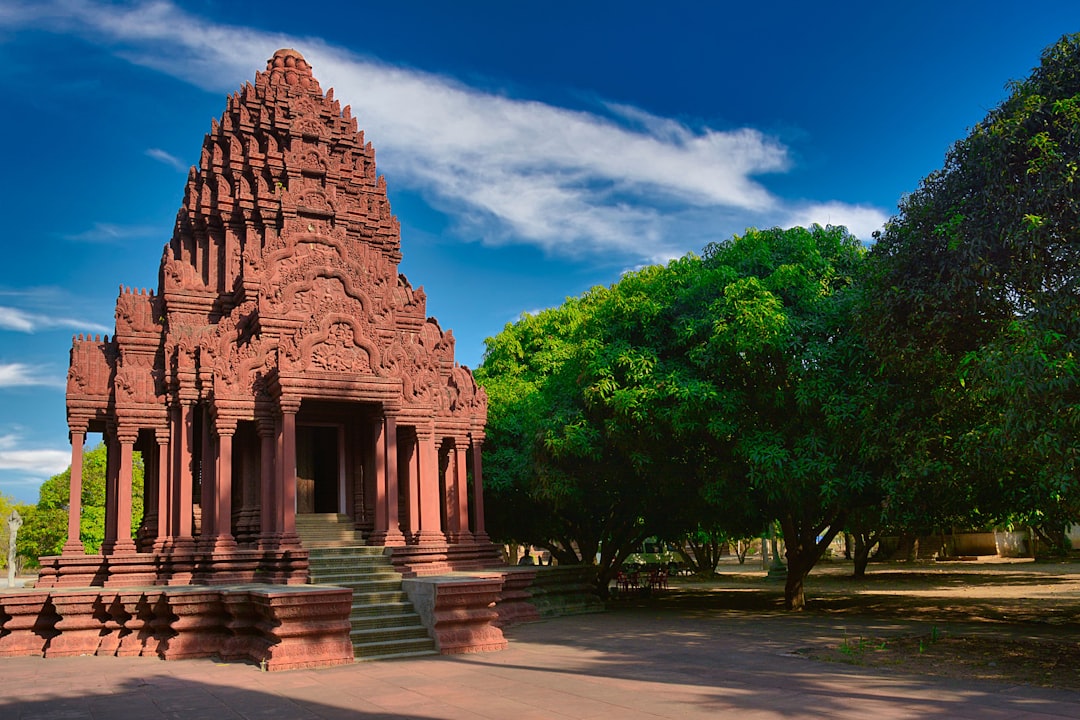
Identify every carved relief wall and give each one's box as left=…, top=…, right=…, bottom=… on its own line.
left=47, top=48, right=494, bottom=588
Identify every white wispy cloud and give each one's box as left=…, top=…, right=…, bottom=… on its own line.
left=0, top=434, right=70, bottom=476
left=3, top=0, right=888, bottom=260
left=0, top=364, right=66, bottom=389
left=784, top=202, right=890, bottom=242
left=60, top=221, right=161, bottom=244
left=145, top=147, right=189, bottom=172
left=0, top=306, right=111, bottom=334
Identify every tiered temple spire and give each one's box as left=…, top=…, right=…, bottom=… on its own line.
left=41, top=49, right=496, bottom=588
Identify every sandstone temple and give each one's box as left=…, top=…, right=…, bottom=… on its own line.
left=0, top=50, right=567, bottom=669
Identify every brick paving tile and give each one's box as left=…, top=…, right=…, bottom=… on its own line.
left=1, top=604, right=1079, bottom=720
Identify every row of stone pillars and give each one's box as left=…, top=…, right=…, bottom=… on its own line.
left=62, top=400, right=487, bottom=561
left=368, top=415, right=487, bottom=547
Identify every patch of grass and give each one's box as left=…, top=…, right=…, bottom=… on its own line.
left=800, top=631, right=1080, bottom=690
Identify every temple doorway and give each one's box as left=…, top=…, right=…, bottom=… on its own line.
left=296, top=425, right=342, bottom=514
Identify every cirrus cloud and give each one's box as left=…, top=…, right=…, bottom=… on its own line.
left=2, top=0, right=889, bottom=262
left=0, top=363, right=66, bottom=389
left=0, top=306, right=111, bottom=335
left=0, top=434, right=70, bottom=477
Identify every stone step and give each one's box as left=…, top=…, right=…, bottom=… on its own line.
left=351, top=612, right=424, bottom=632
left=303, top=540, right=365, bottom=549
left=355, top=648, right=440, bottom=662
left=308, top=556, right=393, bottom=569
left=348, top=601, right=416, bottom=618
left=310, top=561, right=398, bottom=573
left=351, top=590, right=412, bottom=605
left=296, top=514, right=369, bottom=551
left=308, top=547, right=387, bottom=558
left=351, top=625, right=431, bottom=645
left=312, top=579, right=405, bottom=594
left=306, top=543, right=437, bottom=661
left=313, top=569, right=401, bottom=578
left=353, top=637, right=438, bottom=660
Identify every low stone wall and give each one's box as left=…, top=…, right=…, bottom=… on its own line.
left=34, top=549, right=311, bottom=588
left=491, top=568, right=542, bottom=627
left=388, top=541, right=504, bottom=577
left=952, top=532, right=998, bottom=556
left=0, top=585, right=353, bottom=671
left=524, top=566, right=604, bottom=618
left=402, top=575, right=508, bottom=654
left=879, top=532, right=1007, bottom=560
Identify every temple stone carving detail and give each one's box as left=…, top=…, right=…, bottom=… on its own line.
left=41, top=49, right=496, bottom=588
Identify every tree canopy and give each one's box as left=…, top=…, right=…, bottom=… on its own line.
left=479, top=224, right=876, bottom=608
left=864, top=32, right=1080, bottom=550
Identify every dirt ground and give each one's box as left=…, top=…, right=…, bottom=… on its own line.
left=637, top=557, right=1080, bottom=691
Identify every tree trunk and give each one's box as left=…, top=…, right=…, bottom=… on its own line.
left=852, top=531, right=877, bottom=578
left=779, top=511, right=846, bottom=611
left=784, top=562, right=807, bottom=610
left=1034, top=525, right=1069, bottom=558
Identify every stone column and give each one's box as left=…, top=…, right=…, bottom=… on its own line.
left=140, top=432, right=158, bottom=552
left=384, top=415, right=404, bottom=545
left=401, top=431, right=420, bottom=541
left=370, top=413, right=405, bottom=546
left=199, top=405, right=216, bottom=547
left=278, top=397, right=301, bottom=548
left=104, top=428, right=138, bottom=555
left=415, top=430, right=444, bottom=545
left=152, top=427, right=170, bottom=552
left=470, top=438, right=488, bottom=542
left=257, top=415, right=279, bottom=549
left=450, top=441, right=471, bottom=543
left=102, top=427, right=119, bottom=551
left=357, top=422, right=375, bottom=533
left=235, top=423, right=260, bottom=546
left=208, top=418, right=237, bottom=552
left=442, top=441, right=459, bottom=541
left=370, top=417, right=387, bottom=539
left=63, top=428, right=85, bottom=554
left=172, top=401, right=196, bottom=553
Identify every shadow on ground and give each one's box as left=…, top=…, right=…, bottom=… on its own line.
left=2, top=560, right=1080, bottom=719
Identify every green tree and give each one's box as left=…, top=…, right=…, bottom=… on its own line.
left=686, top=226, right=875, bottom=608
left=18, top=443, right=144, bottom=564
left=478, top=298, right=677, bottom=595
left=481, top=225, right=877, bottom=608
left=864, top=33, right=1080, bottom=547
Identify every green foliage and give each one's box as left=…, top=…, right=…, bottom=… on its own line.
left=693, top=226, right=876, bottom=608
left=17, top=443, right=144, bottom=565
left=480, top=224, right=877, bottom=607
left=864, top=33, right=1080, bottom=540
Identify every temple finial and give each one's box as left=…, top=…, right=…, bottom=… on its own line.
left=266, top=48, right=314, bottom=86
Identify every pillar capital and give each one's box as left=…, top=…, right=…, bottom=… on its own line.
left=278, top=395, right=301, bottom=415
left=214, top=418, right=238, bottom=437
left=116, top=427, right=140, bottom=445
left=255, top=413, right=276, bottom=437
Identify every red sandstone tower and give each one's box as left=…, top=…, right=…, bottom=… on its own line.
left=42, top=49, right=495, bottom=588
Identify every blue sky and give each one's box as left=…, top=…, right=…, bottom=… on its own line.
left=0, top=0, right=1077, bottom=503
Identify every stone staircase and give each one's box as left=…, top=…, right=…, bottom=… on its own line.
left=295, top=513, right=365, bottom=548
left=299, top=515, right=438, bottom=661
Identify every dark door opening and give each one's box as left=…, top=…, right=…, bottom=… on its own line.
left=296, top=425, right=339, bottom=514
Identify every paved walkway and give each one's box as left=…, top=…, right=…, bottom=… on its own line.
left=1, top=601, right=1078, bottom=719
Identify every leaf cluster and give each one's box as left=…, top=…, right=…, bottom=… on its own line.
left=863, top=33, right=1080, bottom=536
